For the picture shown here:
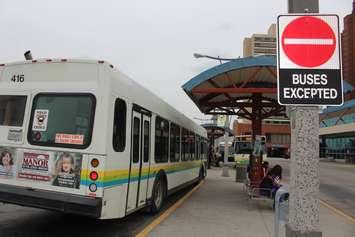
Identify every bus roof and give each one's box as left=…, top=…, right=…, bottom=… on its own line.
left=0, top=58, right=113, bottom=67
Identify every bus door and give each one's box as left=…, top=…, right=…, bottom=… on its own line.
left=126, top=106, right=151, bottom=212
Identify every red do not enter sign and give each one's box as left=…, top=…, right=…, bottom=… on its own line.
left=281, top=16, right=336, bottom=68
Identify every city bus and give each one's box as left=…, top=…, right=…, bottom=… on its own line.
left=0, top=58, right=208, bottom=219
left=233, top=135, right=267, bottom=165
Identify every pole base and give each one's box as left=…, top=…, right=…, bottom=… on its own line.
left=221, top=166, right=230, bottom=177
left=286, top=224, right=322, bottom=237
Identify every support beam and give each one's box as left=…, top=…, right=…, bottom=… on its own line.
left=191, top=87, right=277, bottom=94
left=200, top=101, right=278, bottom=108
left=249, top=93, right=264, bottom=185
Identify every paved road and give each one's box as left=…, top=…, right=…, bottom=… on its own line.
left=0, top=184, right=195, bottom=237
left=269, top=158, right=355, bottom=218
left=0, top=160, right=353, bottom=236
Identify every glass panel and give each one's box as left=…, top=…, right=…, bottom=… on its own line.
left=143, top=120, right=149, bottom=163
left=182, top=128, right=188, bottom=161
left=170, top=123, right=176, bottom=162
left=175, top=126, right=180, bottom=161
left=190, top=133, right=195, bottom=160
left=155, top=117, right=169, bottom=163
left=0, top=95, right=27, bottom=126
left=162, top=120, right=169, bottom=162
left=113, top=98, right=127, bottom=152
left=133, top=117, right=140, bottom=163
left=29, top=94, right=95, bottom=148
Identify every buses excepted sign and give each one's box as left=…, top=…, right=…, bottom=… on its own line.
left=277, top=14, right=343, bottom=106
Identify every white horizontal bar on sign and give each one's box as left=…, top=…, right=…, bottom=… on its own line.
left=283, top=38, right=334, bottom=45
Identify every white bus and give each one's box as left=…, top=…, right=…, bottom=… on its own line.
left=233, top=135, right=267, bottom=165
left=0, top=58, right=208, bottom=219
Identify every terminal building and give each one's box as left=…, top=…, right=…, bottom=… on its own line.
left=319, top=5, right=355, bottom=163
left=243, top=24, right=276, bottom=57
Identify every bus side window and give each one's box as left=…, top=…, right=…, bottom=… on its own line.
left=112, top=98, right=127, bottom=152
left=155, top=116, right=169, bottom=163
left=190, top=132, right=195, bottom=160
left=181, top=128, right=188, bottom=161
left=170, top=123, right=178, bottom=162
left=175, top=126, right=181, bottom=161
left=196, top=136, right=200, bottom=160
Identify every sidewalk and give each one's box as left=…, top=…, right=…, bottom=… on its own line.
left=149, top=167, right=355, bottom=237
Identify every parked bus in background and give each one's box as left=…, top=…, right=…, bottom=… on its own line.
left=233, top=135, right=267, bottom=165
left=0, top=58, right=208, bottom=219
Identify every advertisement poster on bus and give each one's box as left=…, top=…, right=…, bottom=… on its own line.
left=18, top=150, right=53, bottom=181
left=0, top=147, right=16, bottom=178
left=52, top=152, right=82, bottom=189
left=17, top=150, right=83, bottom=189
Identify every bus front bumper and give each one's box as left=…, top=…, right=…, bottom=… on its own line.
left=0, top=183, right=102, bottom=218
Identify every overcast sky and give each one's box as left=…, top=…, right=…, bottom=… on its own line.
left=0, top=0, right=350, bottom=123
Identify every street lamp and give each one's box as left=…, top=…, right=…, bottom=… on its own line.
left=193, top=53, right=237, bottom=177
left=193, top=53, right=239, bottom=62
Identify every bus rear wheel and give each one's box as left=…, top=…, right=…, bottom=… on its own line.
left=150, top=177, right=165, bottom=213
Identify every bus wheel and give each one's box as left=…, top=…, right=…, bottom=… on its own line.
left=150, top=177, right=165, bottom=213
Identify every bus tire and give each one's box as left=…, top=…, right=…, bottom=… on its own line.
left=150, top=176, right=166, bottom=214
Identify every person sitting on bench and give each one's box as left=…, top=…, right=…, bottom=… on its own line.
left=259, top=164, right=282, bottom=198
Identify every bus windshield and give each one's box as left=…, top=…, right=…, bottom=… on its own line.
left=235, top=142, right=253, bottom=154
left=0, top=95, right=27, bottom=127
left=28, top=94, right=96, bottom=149
left=234, top=136, right=267, bottom=155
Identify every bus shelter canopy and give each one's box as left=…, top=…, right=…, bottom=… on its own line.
left=182, top=56, right=286, bottom=120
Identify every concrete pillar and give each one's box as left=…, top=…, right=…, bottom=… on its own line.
left=287, top=107, right=321, bottom=236
left=286, top=1, right=322, bottom=236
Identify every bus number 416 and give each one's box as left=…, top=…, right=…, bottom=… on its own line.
left=11, top=74, right=24, bottom=83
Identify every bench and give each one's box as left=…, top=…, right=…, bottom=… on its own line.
left=243, top=179, right=274, bottom=208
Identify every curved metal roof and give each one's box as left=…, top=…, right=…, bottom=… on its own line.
left=183, top=55, right=276, bottom=91
left=182, top=55, right=284, bottom=118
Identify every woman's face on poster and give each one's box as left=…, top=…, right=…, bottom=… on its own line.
left=62, top=157, right=72, bottom=173
left=2, top=153, right=11, bottom=166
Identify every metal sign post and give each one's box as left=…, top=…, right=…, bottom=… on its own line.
left=276, top=1, right=340, bottom=236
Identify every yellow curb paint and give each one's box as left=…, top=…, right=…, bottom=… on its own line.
left=135, top=180, right=205, bottom=237
left=320, top=200, right=355, bottom=225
